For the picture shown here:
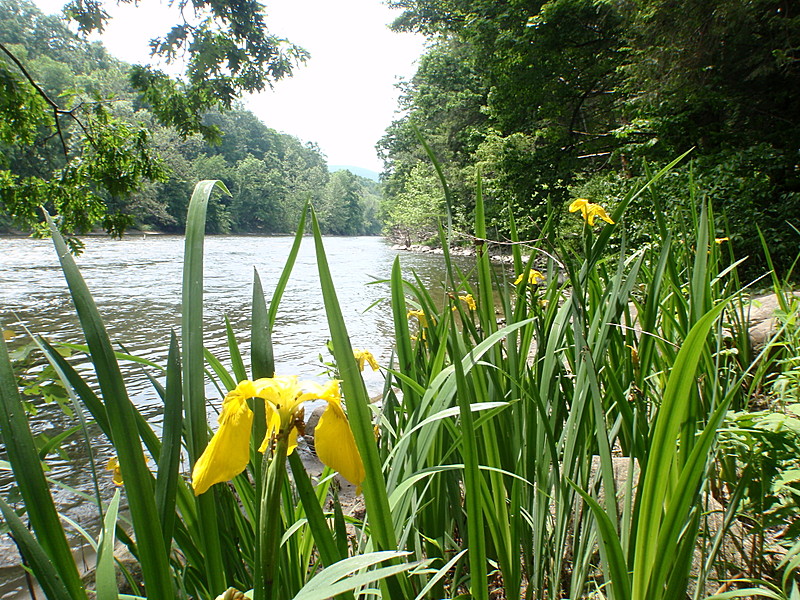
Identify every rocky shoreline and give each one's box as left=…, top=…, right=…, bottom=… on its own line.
left=389, top=241, right=530, bottom=265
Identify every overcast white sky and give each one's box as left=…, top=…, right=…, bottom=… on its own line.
left=33, top=0, right=426, bottom=172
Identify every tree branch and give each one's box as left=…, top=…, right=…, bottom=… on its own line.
left=0, top=42, right=76, bottom=156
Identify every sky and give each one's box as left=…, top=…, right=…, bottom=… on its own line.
left=33, top=0, right=427, bottom=172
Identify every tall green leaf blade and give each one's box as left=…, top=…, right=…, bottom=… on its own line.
left=292, top=552, right=417, bottom=600
left=389, top=257, right=417, bottom=414
left=571, top=482, right=632, bottom=600
left=267, top=202, right=308, bottom=329
left=474, top=171, right=495, bottom=338
left=225, top=316, right=248, bottom=382
left=45, top=211, right=174, bottom=597
left=95, top=489, right=122, bottom=600
left=0, top=495, right=75, bottom=600
left=450, top=322, right=488, bottom=600
left=288, top=452, right=357, bottom=600
left=251, top=268, right=274, bottom=379
left=182, top=180, right=229, bottom=594
left=0, top=337, right=85, bottom=599
left=183, top=179, right=229, bottom=462
left=650, top=392, right=734, bottom=593
left=155, top=332, right=183, bottom=551
left=310, top=210, right=408, bottom=599
left=632, top=299, right=729, bottom=599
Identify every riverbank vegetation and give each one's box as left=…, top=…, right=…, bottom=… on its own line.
left=0, top=0, right=382, bottom=240
left=379, top=0, right=800, bottom=279
left=2, top=0, right=800, bottom=598
left=1, top=165, right=799, bottom=598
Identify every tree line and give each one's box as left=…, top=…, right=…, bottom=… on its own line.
left=379, top=0, right=800, bottom=275
left=0, top=0, right=382, bottom=243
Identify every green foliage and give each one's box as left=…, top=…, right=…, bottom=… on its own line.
left=0, top=1, right=383, bottom=238
left=3, top=159, right=800, bottom=599
left=317, top=170, right=382, bottom=236
left=0, top=0, right=312, bottom=240
left=383, top=162, right=445, bottom=244
left=382, top=0, right=800, bottom=276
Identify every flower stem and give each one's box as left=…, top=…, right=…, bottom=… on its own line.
left=253, top=434, right=289, bottom=600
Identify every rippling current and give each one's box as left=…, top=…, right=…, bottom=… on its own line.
left=0, top=234, right=472, bottom=586
left=1, top=234, right=461, bottom=402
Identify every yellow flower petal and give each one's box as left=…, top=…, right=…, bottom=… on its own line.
left=458, top=294, right=476, bottom=310
left=569, top=198, right=589, bottom=213
left=570, top=198, right=614, bottom=226
left=407, top=309, right=427, bottom=327
left=353, top=349, right=380, bottom=371
left=314, top=399, right=365, bottom=492
left=586, top=204, right=614, bottom=225
left=192, top=385, right=254, bottom=495
left=106, top=457, right=123, bottom=486
left=258, top=401, right=284, bottom=454
left=514, top=270, right=545, bottom=286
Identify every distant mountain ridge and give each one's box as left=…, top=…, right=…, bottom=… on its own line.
left=328, top=165, right=380, bottom=181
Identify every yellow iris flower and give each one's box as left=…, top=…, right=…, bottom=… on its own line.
left=106, top=457, right=123, bottom=486
left=407, top=309, right=428, bottom=327
left=192, top=375, right=365, bottom=496
left=569, top=198, right=615, bottom=226
left=514, top=270, right=545, bottom=286
left=353, top=349, right=380, bottom=371
left=458, top=294, right=477, bottom=310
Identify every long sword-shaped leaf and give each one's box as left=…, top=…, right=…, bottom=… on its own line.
left=632, top=299, right=729, bottom=599
left=251, top=268, right=274, bottom=380
left=292, top=552, right=419, bottom=600
left=450, top=320, right=488, bottom=600
left=267, top=202, right=309, bottom=329
left=310, top=210, right=410, bottom=599
left=570, top=482, right=632, bottom=600
left=155, top=332, right=183, bottom=551
left=0, top=337, right=85, bottom=599
left=0, top=495, right=75, bottom=600
left=288, top=453, right=356, bottom=600
left=95, top=488, right=122, bottom=600
left=182, top=180, right=229, bottom=594
left=45, top=211, right=175, bottom=597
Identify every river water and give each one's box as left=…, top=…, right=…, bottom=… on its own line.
left=0, top=234, right=471, bottom=593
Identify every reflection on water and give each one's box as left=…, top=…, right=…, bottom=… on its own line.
left=0, top=234, right=478, bottom=575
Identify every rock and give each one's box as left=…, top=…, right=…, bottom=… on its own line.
left=747, top=292, right=799, bottom=349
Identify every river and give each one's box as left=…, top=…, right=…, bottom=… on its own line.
left=0, top=233, right=471, bottom=595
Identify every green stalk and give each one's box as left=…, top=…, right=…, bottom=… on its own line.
left=255, top=435, right=289, bottom=600
left=450, top=321, right=489, bottom=600
left=183, top=180, right=229, bottom=596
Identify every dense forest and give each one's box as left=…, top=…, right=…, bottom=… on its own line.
left=380, top=0, right=800, bottom=275
left=2, top=0, right=798, bottom=273
left=0, top=0, right=382, bottom=239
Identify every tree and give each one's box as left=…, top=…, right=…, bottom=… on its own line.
left=382, top=0, right=626, bottom=243
left=382, top=0, right=800, bottom=275
left=231, top=155, right=286, bottom=233
left=318, top=170, right=365, bottom=235
left=0, top=0, right=307, bottom=244
left=383, top=163, right=445, bottom=245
